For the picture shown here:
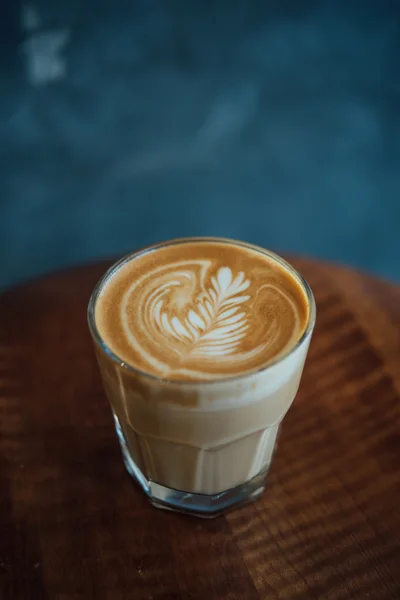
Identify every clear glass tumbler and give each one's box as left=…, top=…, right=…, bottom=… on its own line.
left=88, top=240, right=316, bottom=518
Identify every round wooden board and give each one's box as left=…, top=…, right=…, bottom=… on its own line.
left=1, top=258, right=400, bottom=600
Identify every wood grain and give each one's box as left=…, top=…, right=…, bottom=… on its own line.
left=1, top=258, right=400, bottom=600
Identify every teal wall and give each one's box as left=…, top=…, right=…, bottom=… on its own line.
left=1, top=0, right=399, bottom=288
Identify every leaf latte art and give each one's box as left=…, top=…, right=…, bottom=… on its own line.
left=122, top=261, right=301, bottom=377
left=95, top=241, right=309, bottom=380
left=124, top=263, right=252, bottom=360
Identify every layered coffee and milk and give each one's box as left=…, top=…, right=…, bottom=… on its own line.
left=93, top=239, right=312, bottom=496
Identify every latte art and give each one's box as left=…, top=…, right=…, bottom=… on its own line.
left=126, top=264, right=251, bottom=357
left=95, top=240, right=309, bottom=380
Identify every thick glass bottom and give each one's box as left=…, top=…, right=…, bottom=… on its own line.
left=113, top=412, right=268, bottom=518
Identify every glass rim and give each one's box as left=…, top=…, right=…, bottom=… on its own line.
left=87, top=236, right=316, bottom=386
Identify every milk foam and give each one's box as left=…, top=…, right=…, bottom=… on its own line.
left=95, top=240, right=309, bottom=380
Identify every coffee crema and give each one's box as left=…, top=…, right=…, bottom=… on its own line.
left=95, top=239, right=309, bottom=381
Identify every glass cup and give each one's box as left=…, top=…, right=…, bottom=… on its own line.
left=88, top=239, right=316, bottom=518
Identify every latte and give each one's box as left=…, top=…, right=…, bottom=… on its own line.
left=95, top=239, right=309, bottom=381
left=89, top=238, right=315, bottom=516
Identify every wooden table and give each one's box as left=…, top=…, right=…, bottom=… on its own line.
left=1, top=258, right=400, bottom=600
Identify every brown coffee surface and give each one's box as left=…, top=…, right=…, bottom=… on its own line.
left=95, top=239, right=309, bottom=380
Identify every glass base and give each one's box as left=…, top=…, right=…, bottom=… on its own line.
left=113, top=413, right=268, bottom=518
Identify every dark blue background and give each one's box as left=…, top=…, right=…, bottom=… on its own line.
left=1, top=0, right=399, bottom=289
